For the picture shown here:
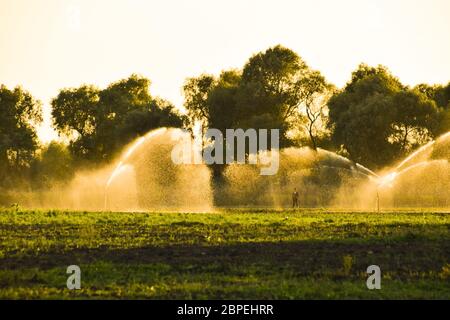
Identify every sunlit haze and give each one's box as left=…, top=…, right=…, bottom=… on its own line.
left=1, top=0, right=450, bottom=143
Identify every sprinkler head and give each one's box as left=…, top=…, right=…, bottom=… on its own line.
left=378, top=172, right=397, bottom=188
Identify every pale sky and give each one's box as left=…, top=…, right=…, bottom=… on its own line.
left=1, top=0, right=450, bottom=143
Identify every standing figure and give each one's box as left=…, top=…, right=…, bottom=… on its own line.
left=292, top=188, right=299, bottom=208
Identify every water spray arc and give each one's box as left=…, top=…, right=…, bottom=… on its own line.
left=102, top=127, right=213, bottom=211
left=104, top=128, right=167, bottom=210
left=371, top=131, right=450, bottom=211
left=100, top=129, right=449, bottom=211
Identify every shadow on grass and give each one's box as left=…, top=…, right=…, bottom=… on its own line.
left=1, top=238, right=448, bottom=275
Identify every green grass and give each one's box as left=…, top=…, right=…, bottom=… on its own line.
left=0, top=208, right=449, bottom=299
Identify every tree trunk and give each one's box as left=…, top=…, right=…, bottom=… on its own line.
left=308, top=125, right=317, bottom=151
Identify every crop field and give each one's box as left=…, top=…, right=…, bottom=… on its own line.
left=0, top=208, right=449, bottom=299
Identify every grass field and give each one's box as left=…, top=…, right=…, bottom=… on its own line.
left=0, top=207, right=449, bottom=299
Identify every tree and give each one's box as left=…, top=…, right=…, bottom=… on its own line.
left=390, top=90, right=439, bottom=152
left=182, top=74, right=216, bottom=129
left=207, top=70, right=241, bottom=131
left=328, top=64, right=439, bottom=169
left=52, top=74, right=183, bottom=163
left=415, top=82, right=450, bottom=109
left=415, top=82, right=450, bottom=135
left=31, top=142, right=73, bottom=189
left=182, top=73, right=217, bottom=153
left=183, top=70, right=241, bottom=179
left=297, top=71, right=335, bottom=150
left=0, top=85, right=42, bottom=186
left=182, top=46, right=336, bottom=181
left=183, top=46, right=331, bottom=146
left=50, top=85, right=99, bottom=160
left=236, top=45, right=309, bottom=146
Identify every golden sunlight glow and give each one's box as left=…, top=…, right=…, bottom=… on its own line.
left=1, top=0, right=450, bottom=143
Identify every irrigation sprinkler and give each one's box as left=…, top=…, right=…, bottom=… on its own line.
left=376, top=188, right=380, bottom=213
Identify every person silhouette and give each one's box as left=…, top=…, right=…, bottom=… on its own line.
left=292, top=188, right=299, bottom=208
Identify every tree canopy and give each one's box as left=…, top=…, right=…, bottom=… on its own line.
left=183, top=45, right=336, bottom=179
left=0, top=85, right=42, bottom=186
left=1, top=45, right=449, bottom=197
left=414, top=82, right=450, bottom=135
left=183, top=45, right=332, bottom=148
left=328, top=64, right=440, bottom=168
left=52, top=74, right=184, bottom=163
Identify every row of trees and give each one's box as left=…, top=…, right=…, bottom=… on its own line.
left=51, top=74, right=183, bottom=162
left=183, top=46, right=335, bottom=150
left=1, top=45, right=449, bottom=191
left=184, top=46, right=449, bottom=171
left=0, top=85, right=42, bottom=187
left=0, top=76, right=184, bottom=191
left=329, top=65, right=448, bottom=168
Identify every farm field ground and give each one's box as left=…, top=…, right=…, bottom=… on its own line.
left=0, top=208, right=449, bottom=299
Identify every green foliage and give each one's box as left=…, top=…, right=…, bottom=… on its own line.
left=0, top=209, right=448, bottom=299
left=293, top=71, right=335, bottom=150
left=415, top=82, right=450, bottom=109
left=3, top=46, right=450, bottom=190
left=328, top=64, right=440, bottom=168
left=183, top=46, right=334, bottom=147
left=0, top=85, right=42, bottom=187
left=183, top=46, right=334, bottom=181
left=31, top=142, right=74, bottom=189
left=415, top=82, right=450, bottom=135
left=51, top=74, right=184, bottom=163
left=182, top=74, right=216, bottom=130
left=390, top=89, right=439, bottom=152
left=236, top=45, right=308, bottom=142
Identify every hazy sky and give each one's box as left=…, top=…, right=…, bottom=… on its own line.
left=1, top=0, right=450, bottom=142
